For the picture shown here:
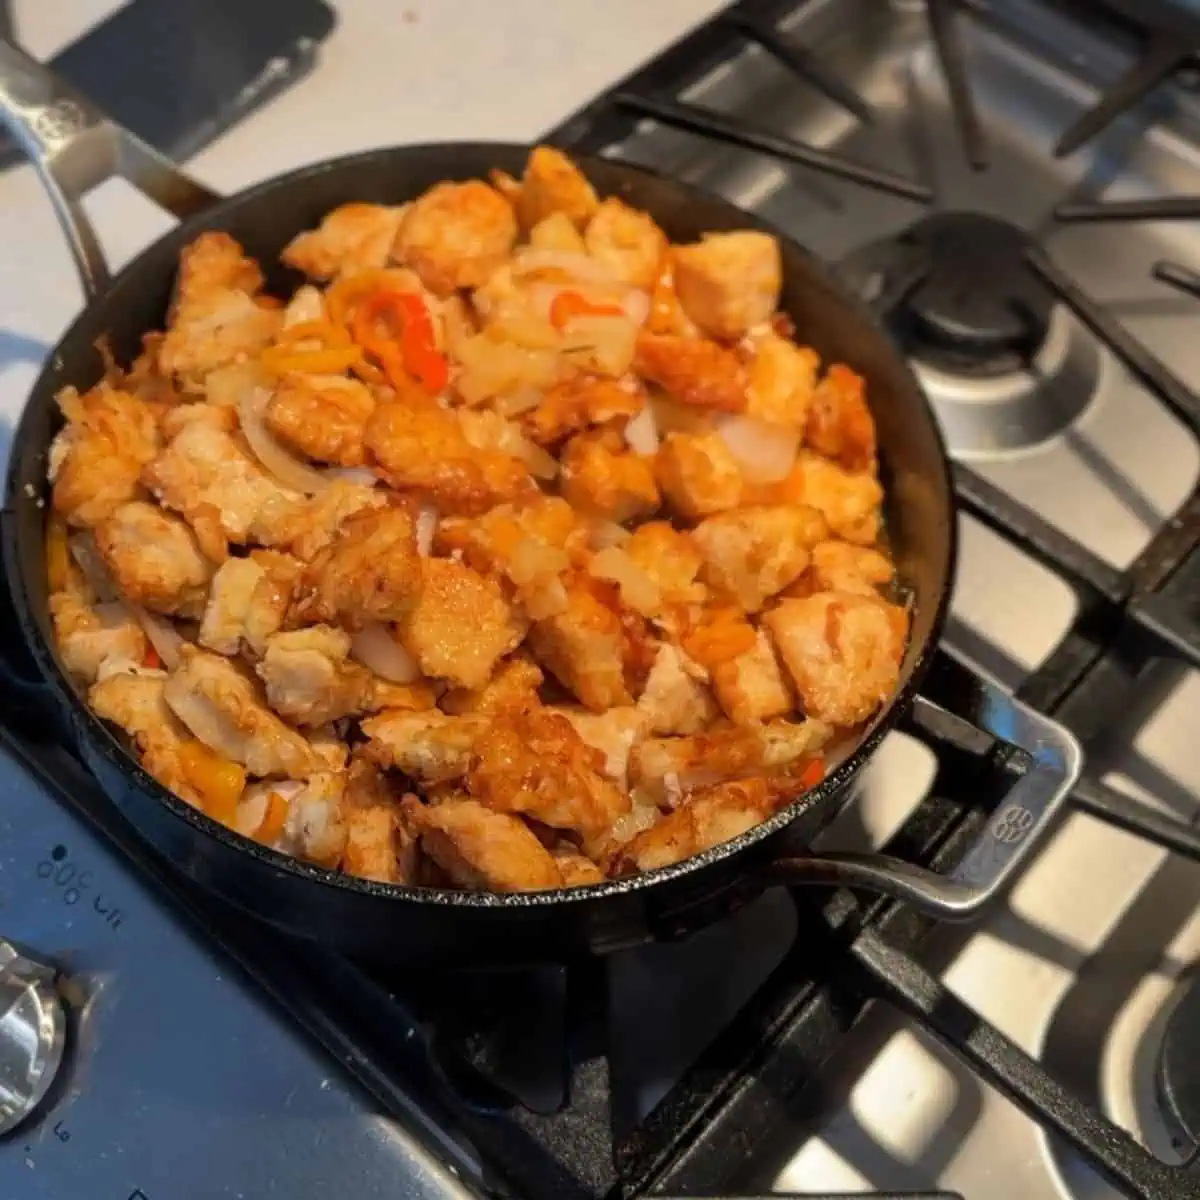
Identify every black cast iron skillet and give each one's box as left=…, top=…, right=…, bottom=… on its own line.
left=0, top=40, right=1082, bottom=964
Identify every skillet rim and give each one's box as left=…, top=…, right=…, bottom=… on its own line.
left=6, top=139, right=957, bottom=910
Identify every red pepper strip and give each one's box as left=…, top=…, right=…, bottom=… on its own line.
left=549, top=290, right=627, bottom=332
left=797, top=758, right=825, bottom=792
left=143, top=644, right=162, bottom=670
left=352, top=290, right=449, bottom=395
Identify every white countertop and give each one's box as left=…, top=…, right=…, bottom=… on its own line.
left=0, top=0, right=725, bottom=475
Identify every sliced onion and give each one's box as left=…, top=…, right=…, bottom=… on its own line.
left=620, top=289, right=651, bottom=328
left=283, top=285, right=325, bottom=328
left=589, top=546, right=661, bottom=616
left=497, top=387, right=544, bottom=417
left=130, top=604, right=185, bottom=670
left=513, top=250, right=619, bottom=285
left=458, top=409, right=559, bottom=480
left=238, top=386, right=330, bottom=495
left=323, top=467, right=379, bottom=488
left=623, top=404, right=659, bottom=457
left=351, top=622, right=419, bottom=684
left=714, top=413, right=800, bottom=483
left=588, top=518, right=631, bottom=550
left=415, top=506, right=438, bottom=556
left=68, top=533, right=118, bottom=602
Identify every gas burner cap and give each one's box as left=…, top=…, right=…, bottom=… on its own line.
left=1157, top=976, right=1200, bottom=1150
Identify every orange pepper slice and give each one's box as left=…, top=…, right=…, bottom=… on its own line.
left=179, top=742, right=246, bottom=829
left=351, top=289, right=449, bottom=395
left=276, top=319, right=353, bottom=348
left=681, top=613, right=757, bottom=668
left=260, top=344, right=364, bottom=375
left=252, top=790, right=291, bottom=845
left=549, top=290, right=626, bottom=331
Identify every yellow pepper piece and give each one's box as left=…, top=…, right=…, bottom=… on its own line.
left=179, top=741, right=246, bottom=829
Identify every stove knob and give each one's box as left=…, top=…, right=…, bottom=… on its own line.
left=0, top=939, right=66, bottom=1136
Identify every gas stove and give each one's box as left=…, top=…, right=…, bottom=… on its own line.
left=6, top=1, right=1200, bottom=1197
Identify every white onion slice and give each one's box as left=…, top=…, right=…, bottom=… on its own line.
left=323, top=467, right=379, bottom=488
left=623, top=404, right=659, bottom=457
left=238, top=386, right=330, bottom=496
left=415, top=506, right=438, bottom=557
left=68, top=533, right=118, bottom=602
left=513, top=250, right=618, bottom=285
left=130, top=604, right=185, bottom=670
left=714, top=413, right=800, bottom=483
left=588, top=546, right=661, bottom=616
left=351, top=622, right=419, bottom=684
left=620, top=289, right=651, bottom=328
left=588, top=518, right=631, bottom=550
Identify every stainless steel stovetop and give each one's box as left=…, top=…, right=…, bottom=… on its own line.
left=6, top=1, right=1200, bottom=1197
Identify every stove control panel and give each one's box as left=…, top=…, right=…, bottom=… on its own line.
left=0, top=940, right=66, bottom=1136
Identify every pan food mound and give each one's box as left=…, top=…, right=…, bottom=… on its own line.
left=44, top=145, right=908, bottom=893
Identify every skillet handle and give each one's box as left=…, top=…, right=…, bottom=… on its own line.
left=766, top=648, right=1083, bottom=920
left=0, top=38, right=220, bottom=299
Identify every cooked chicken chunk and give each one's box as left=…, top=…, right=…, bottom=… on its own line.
left=632, top=718, right=831, bottom=801
left=93, top=501, right=212, bottom=619
left=559, top=430, right=660, bottom=524
left=623, top=522, right=705, bottom=604
left=806, top=364, right=876, bottom=474
left=393, top=180, right=517, bottom=296
left=163, top=648, right=324, bottom=778
left=361, top=710, right=489, bottom=784
left=655, top=431, right=743, bottom=520
left=51, top=593, right=148, bottom=683
left=528, top=582, right=631, bottom=710
left=50, top=387, right=159, bottom=528
left=340, top=758, right=419, bottom=884
left=514, top=145, right=599, bottom=230
left=801, top=540, right=895, bottom=598
left=282, top=203, right=406, bottom=281
left=89, top=671, right=199, bottom=805
left=524, top=376, right=644, bottom=447
left=159, top=233, right=280, bottom=389
left=265, top=374, right=376, bottom=467
left=291, top=505, right=422, bottom=629
left=441, top=655, right=544, bottom=716
left=546, top=705, right=643, bottom=781
left=251, top=481, right=385, bottom=562
left=765, top=592, right=907, bottom=727
left=143, top=417, right=301, bottom=545
left=637, top=643, right=717, bottom=735
left=553, top=847, right=605, bottom=886
left=711, top=629, right=793, bottom=726
left=793, top=452, right=883, bottom=546
left=613, top=776, right=806, bottom=873
left=198, top=557, right=266, bottom=655
left=584, top=197, right=667, bottom=290
left=633, top=333, right=747, bottom=412
left=400, top=557, right=525, bottom=689
left=692, top=504, right=827, bottom=612
left=364, top=400, right=533, bottom=515
left=746, top=332, right=819, bottom=429
left=244, top=550, right=304, bottom=655
left=257, top=626, right=373, bottom=725
left=672, top=231, right=782, bottom=342
left=528, top=211, right=588, bottom=255
left=278, top=772, right=348, bottom=868
left=402, top=795, right=564, bottom=891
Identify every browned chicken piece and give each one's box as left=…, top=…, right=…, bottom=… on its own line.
left=436, top=494, right=587, bottom=577
left=584, top=197, right=668, bottom=290
left=339, top=757, right=419, bottom=883
left=256, top=626, right=373, bottom=726
left=553, top=848, right=605, bottom=886
left=158, top=233, right=280, bottom=389
left=364, top=400, right=534, bottom=516
left=623, top=522, right=706, bottom=605
left=793, top=452, right=883, bottom=546
left=711, top=629, right=793, bottom=726
left=523, top=376, right=644, bottom=447
left=198, top=557, right=266, bottom=655
left=765, top=592, right=907, bottom=728
left=89, top=671, right=200, bottom=806
left=277, top=772, right=348, bottom=868
left=746, top=332, right=820, bottom=429
left=514, top=145, right=599, bottom=230
left=400, top=557, right=525, bottom=689
left=633, top=333, right=747, bottom=413
left=655, top=431, right=744, bottom=520
left=93, top=501, right=213, bottom=618
left=163, top=647, right=324, bottom=778
left=361, top=710, right=490, bottom=784
left=251, top=481, right=386, bottom=562
left=244, top=550, right=304, bottom=655
left=805, top=364, right=877, bottom=474
left=121, top=332, right=184, bottom=409
left=468, top=709, right=630, bottom=840
left=671, top=231, right=782, bottom=342
left=291, top=505, right=422, bottom=630
left=528, top=582, right=632, bottom=711
left=393, top=180, right=517, bottom=296
left=49, top=386, right=159, bottom=528
left=632, top=717, right=832, bottom=802
left=798, top=540, right=895, bottom=598
left=308, top=724, right=350, bottom=770
left=613, top=776, right=802, bottom=873
left=637, top=643, right=718, bottom=736
left=142, top=416, right=302, bottom=545
left=264, top=374, right=376, bottom=467
left=441, top=654, right=544, bottom=715
left=528, top=210, right=587, bottom=255
left=646, top=257, right=701, bottom=339
left=402, top=795, right=565, bottom=891
left=281, top=203, right=406, bottom=280
left=51, top=593, right=148, bottom=683
left=547, top=704, right=644, bottom=781
left=692, top=504, right=827, bottom=612
left=559, top=430, right=660, bottom=524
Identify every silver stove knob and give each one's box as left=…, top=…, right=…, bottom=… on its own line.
left=0, top=939, right=66, bottom=1136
